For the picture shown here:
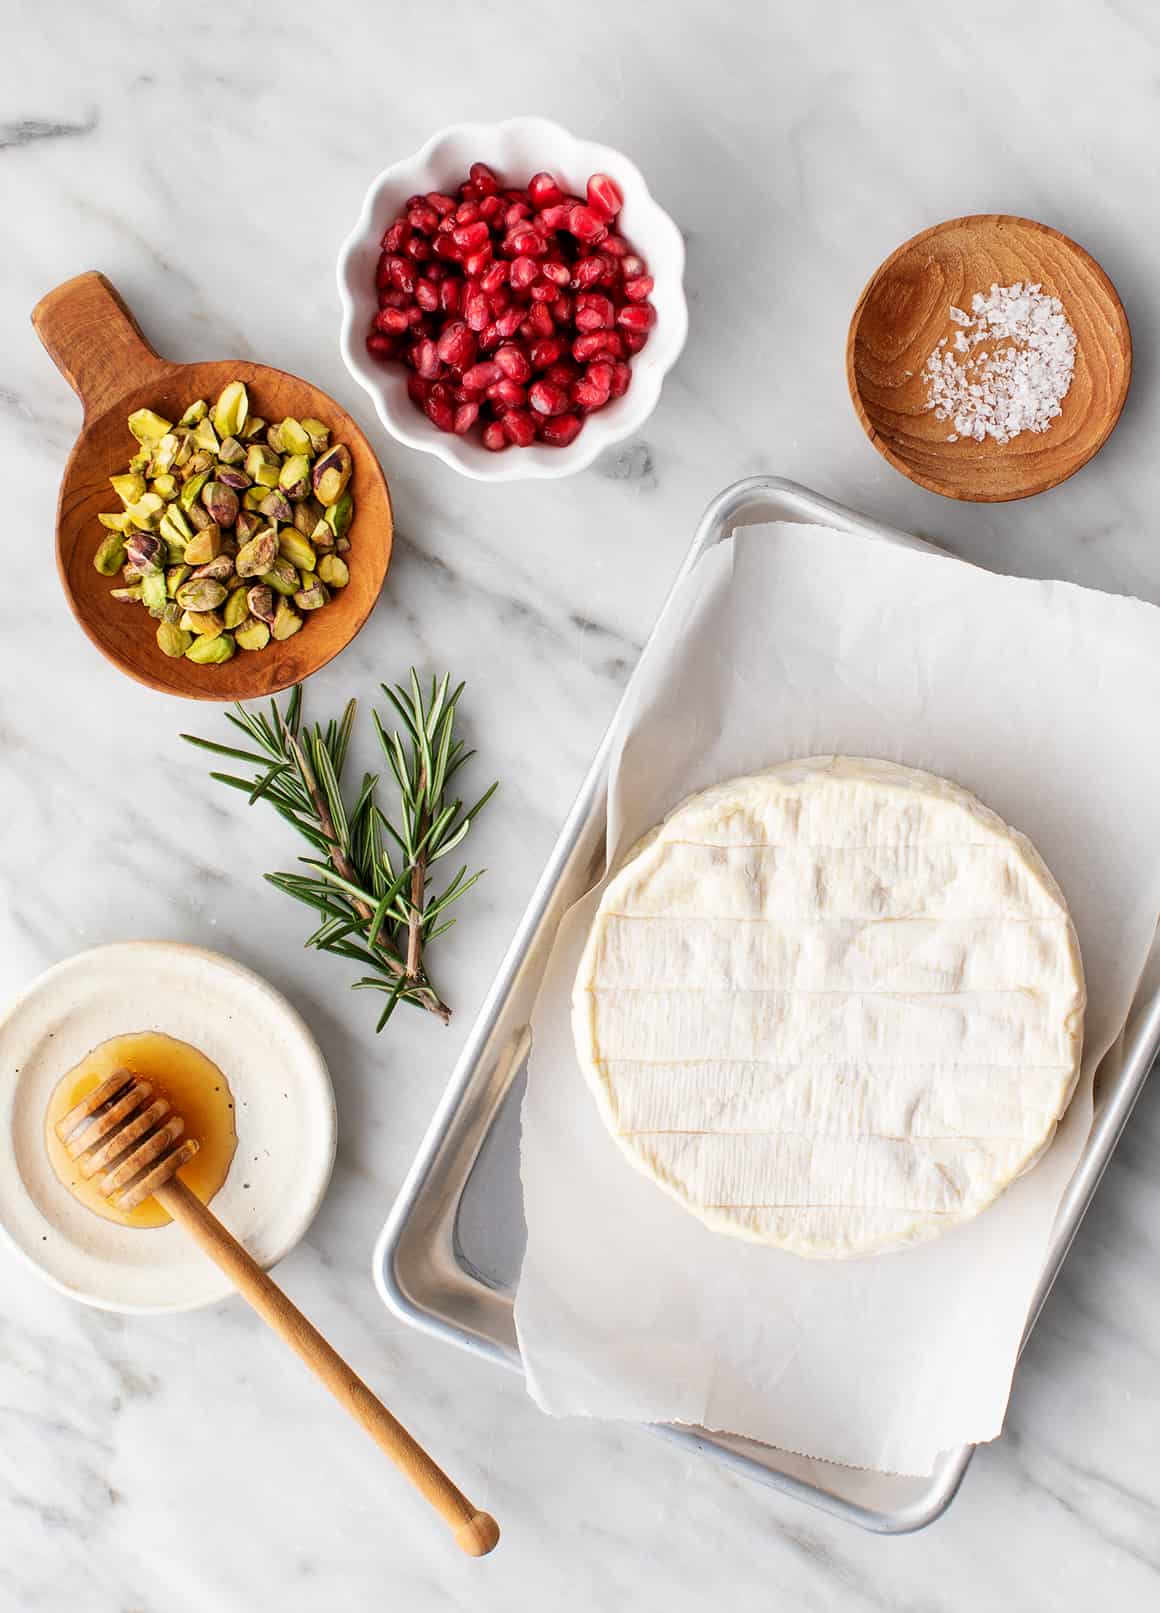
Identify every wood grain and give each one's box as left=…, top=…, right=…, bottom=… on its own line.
left=155, top=1177, right=499, bottom=1556
left=32, top=272, right=393, bottom=700
left=846, top=216, right=1131, bottom=502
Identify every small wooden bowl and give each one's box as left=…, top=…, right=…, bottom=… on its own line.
left=846, top=216, right=1131, bottom=502
left=33, top=272, right=393, bottom=699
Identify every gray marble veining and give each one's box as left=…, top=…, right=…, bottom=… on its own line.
left=2, top=1, right=1158, bottom=1608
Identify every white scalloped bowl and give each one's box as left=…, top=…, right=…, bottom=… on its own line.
left=336, top=117, right=687, bottom=482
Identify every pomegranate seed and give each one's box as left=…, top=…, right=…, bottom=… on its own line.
left=464, top=246, right=493, bottom=277
left=423, top=388, right=455, bottom=431
left=487, top=285, right=511, bottom=314
left=540, top=259, right=570, bottom=287
left=575, top=292, right=615, bottom=331
left=510, top=255, right=539, bottom=292
left=538, top=203, right=572, bottom=231
left=586, top=173, right=623, bottom=221
left=439, top=278, right=461, bottom=314
left=415, top=279, right=440, bottom=313
left=621, top=253, right=645, bottom=277
left=478, top=322, right=502, bottom=352
left=412, top=338, right=442, bottom=379
left=383, top=256, right=414, bottom=294
left=487, top=378, right=527, bottom=408
left=567, top=204, right=607, bottom=242
left=623, top=330, right=649, bottom=354
left=378, top=287, right=407, bottom=309
left=608, top=361, right=631, bottom=398
left=454, top=199, right=481, bottom=225
left=529, top=281, right=558, bottom=303
left=480, top=260, right=509, bottom=295
left=571, top=256, right=606, bottom=290
left=366, top=331, right=396, bottom=360
left=587, top=360, right=614, bottom=391
left=539, top=412, right=582, bottom=446
left=426, top=261, right=447, bottom=282
left=501, top=409, right=536, bottom=447
left=504, top=201, right=532, bottom=229
left=543, top=363, right=579, bottom=390
left=407, top=374, right=430, bottom=405
left=453, top=401, right=480, bottom=434
left=479, top=193, right=503, bottom=221
left=552, top=293, right=573, bottom=323
left=481, top=421, right=509, bottom=451
left=464, top=285, right=490, bottom=331
left=406, top=236, right=433, bottom=262
left=529, top=337, right=562, bottom=369
left=624, top=274, right=654, bottom=302
left=529, top=171, right=564, bottom=208
left=602, top=235, right=629, bottom=259
left=493, top=308, right=523, bottom=339
left=434, top=234, right=461, bottom=261
left=574, top=378, right=610, bottom=411
left=573, top=331, right=622, bottom=362
left=528, top=301, right=555, bottom=336
left=427, top=192, right=456, bottom=215
left=529, top=379, right=570, bottom=416
left=494, top=344, right=531, bottom=383
left=436, top=321, right=476, bottom=369
left=462, top=360, right=503, bottom=391
left=375, top=255, right=393, bottom=290
left=407, top=204, right=439, bottom=236
left=458, top=181, right=481, bottom=203
left=469, top=161, right=500, bottom=194
left=382, top=220, right=410, bottom=252
left=374, top=305, right=409, bottom=334
left=617, top=302, right=655, bottom=332
left=452, top=219, right=489, bottom=252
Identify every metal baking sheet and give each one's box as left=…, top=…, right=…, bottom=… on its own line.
left=373, top=475, right=1160, bottom=1533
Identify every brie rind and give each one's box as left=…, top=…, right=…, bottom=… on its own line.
left=572, top=757, right=1085, bottom=1258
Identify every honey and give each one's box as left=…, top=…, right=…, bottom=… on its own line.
left=45, top=1031, right=238, bottom=1229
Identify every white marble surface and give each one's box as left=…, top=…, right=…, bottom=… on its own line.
left=2, top=1, right=1159, bottom=1607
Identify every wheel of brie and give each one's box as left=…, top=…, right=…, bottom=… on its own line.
left=572, top=757, right=1085, bottom=1258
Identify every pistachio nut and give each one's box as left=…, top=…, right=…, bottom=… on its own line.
left=242, top=486, right=268, bottom=512
left=125, top=531, right=166, bottom=573
left=193, top=554, right=236, bottom=584
left=218, top=434, right=246, bottom=465
left=186, top=631, right=236, bottom=665
left=294, top=582, right=328, bottom=611
left=235, top=616, right=272, bottom=652
left=317, top=554, right=349, bottom=589
left=156, top=621, right=193, bottom=658
left=126, top=492, right=165, bottom=528
left=323, top=491, right=353, bottom=540
left=277, top=454, right=311, bottom=500
left=277, top=530, right=316, bottom=572
left=301, top=418, right=330, bottom=454
left=161, top=601, right=183, bottom=624
left=183, top=449, right=214, bottom=479
left=128, top=448, right=151, bottom=474
left=110, top=471, right=146, bottom=507
left=179, top=399, right=209, bottom=426
left=312, top=445, right=352, bottom=507
left=182, top=609, right=223, bottom=637
left=159, top=506, right=193, bottom=546
left=259, top=489, right=294, bottom=523
left=142, top=570, right=169, bottom=614
left=98, top=511, right=134, bottom=534
left=93, top=532, right=127, bottom=575
left=271, top=599, right=303, bottom=641
left=180, top=469, right=212, bottom=513
left=110, top=584, right=145, bottom=602
left=121, top=563, right=143, bottom=583
left=166, top=564, right=191, bottom=596
left=150, top=433, right=181, bottom=474
left=212, top=381, right=248, bottom=441
left=199, top=481, right=237, bottom=528
left=170, top=428, right=195, bottom=468
left=176, top=577, right=228, bottom=612
left=309, top=518, right=334, bottom=550
left=188, top=503, right=215, bottom=532
left=223, top=586, right=250, bottom=629
left=235, top=527, right=279, bottom=578
left=335, top=537, right=351, bottom=554
left=183, top=523, right=222, bottom=565
left=235, top=510, right=261, bottom=543
left=217, top=466, right=250, bottom=492
left=246, top=583, right=275, bottom=623
left=293, top=498, right=324, bottom=537
left=128, top=408, right=173, bottom=446
left=265, top=422, right=286, bottom=453
left=193, top=417, right=221, bottom=456
left=278, top=417, right=313, bottom=456
left=150, top=474, right=178, bottom=501
left=241, top=415, right=266, bottom=441
left=261, top=558, right=299, bottom=597
left=244, top=444, right=282, bottom=488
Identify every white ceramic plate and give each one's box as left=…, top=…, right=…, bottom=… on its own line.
left=336, top=115, right=688, bottom=481
left=0, top=942, right=336, bottom=1314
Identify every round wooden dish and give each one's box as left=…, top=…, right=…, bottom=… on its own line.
left=32, top=272, right=393, bottom=699
left=846, top=216, right=1131, bottom=502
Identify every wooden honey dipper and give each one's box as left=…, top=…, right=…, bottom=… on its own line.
left=55, top=1069, right=500, bottom=1558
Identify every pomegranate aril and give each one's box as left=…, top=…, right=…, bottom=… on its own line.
left=424, top=389, right=455, bottom=432
left=587, top=360, right=614, bottom=392
left=452, top=401, right=480, bottom=434
left=540, top=260, right=570, bottom=288
left=552, top=293, right=573, bottom=323
left=407, top=204, right=439, bottom=235
left=602, top=234, right=629, bottom=259
left=412, top=338, right=442, bottom=379
left=495, top=308, right=524, bottom=339
left=375, top=254, right=393, bottom=289
left=487, top=378, right=527, bottom=408
left=378, top=287, right=408, bottom=308
left=573, top=330, right=623, bottom=361
left=481, top=421, right=509, bottom=451
left=462, top=360, right=503, bottom=391
left=608, top=361, right=631, bottom=398
left=464, top=286, right=490, bottom=332
left=510, top=255, right=539, bottom=292
left=407, top=374, right=431, bottom=405
left=452, top=219, right=489, bottom=251
left=623, top=330, right=649, bottom=354
left=439, top=278, right=461, bottom=314
left=464, top=245, right=493, bottom=277
left=494, top=344, right=531, bottom=383
left=529, top=280, right=558, bottom=303
left=624, top=274, right=654, bottom=302
left=571, top=256, right=606, bottom=290
left=406, top=236, right=433, bottom=262
left=620, top=253, right=645, bottom=277
left=617, top=301, right=655, bottom=331
left=528, top=300, right=554, bottom=336
left=538, top=412, right=582, bottom=446
left=529, top=379, right=570, bottom=416
left=574, top=292, right=615, bottom=331
left=504, top=201, right=532, bottom=229
left=574, top=378, right=610, bottom=411
left=454, top=199, right=481, bottom=225
left=501, top=409, right=536, bottom=447
left=543, top=361, right=579, bottom=388
left=382, top=220, right=410, bottom=252
left=375, top=306, right=411, bottom=334
left=479, top=193, right=503, bottom=221
left=366, top=331, right=396, bottom=360
left=528, top=171, right=564, bottom=208
left=427, top=192, right=456, bottom=214
left=478, top=321, right=502, bottom=352
left=436, top=321, right=476, bottom=369
left=488, top=285, right=511, bottom=315
left=538, top=203, right=572, bottom=231
left=480, top=260, right=509, bottom=295
left=469, top=161, right=499, bottom=194
left=415, top=279, right=440, bottom=312
left=586, top=173, right=623, bottom=221
left=567, top=204, right=607, bottom=242
left=529, top=337, right=562, bottom=369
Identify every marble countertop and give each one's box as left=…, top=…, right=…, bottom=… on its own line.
left=3, top=2, right=1159, bottom=1607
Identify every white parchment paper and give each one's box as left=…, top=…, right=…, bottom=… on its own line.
left=514, top=522, right=1160, bottom=1475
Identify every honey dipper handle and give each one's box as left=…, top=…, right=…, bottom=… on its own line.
left=31, top=271, right=173, bottom=420
left=155, top=1178, right=499, bottom=1558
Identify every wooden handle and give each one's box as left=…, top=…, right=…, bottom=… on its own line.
left=31, top=271, right=172, bottom=419
left=155, top=1178, right=499, bottom=1557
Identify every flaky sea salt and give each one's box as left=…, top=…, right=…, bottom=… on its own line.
left=922, top=282, right=1077, bottom=444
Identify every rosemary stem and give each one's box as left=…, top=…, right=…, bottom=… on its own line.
left=406, top=763, right=429, bottom=979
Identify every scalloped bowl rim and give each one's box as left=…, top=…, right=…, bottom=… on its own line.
left=336, top=116, right=687, bottom=482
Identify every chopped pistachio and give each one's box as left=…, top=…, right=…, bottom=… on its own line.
left=110, top=584, right=144, bottom=602
left=310, top=519, right=334, bottom=551
left=293, top=498, right=324, bottom=537
left=244, top=444, right=282, bottom=487
left=279, top=417, right=313, bottom=456
left=317, top=554, right=349, bottom=589
left=259, top=489, right=294, bottom=523
left=170, top=429, right=195, bottom=468
left=202, top=481, right=240, bottom=528
left=335, top=537, right=351, bottom=554
left=193, top=417, right=221, bottom=455
left=183, top=449, right=214, bottom=480
left=235, top=616, right=272, bottom=651
left=98, top=511, right=134, bottom=534
left=180, top=469, right=212, bottom=513
left=278, top=454, right=311, bottom=500
left=217, top=435, right=246, bottom=465
left=242, top=486, right=268, bottom=512
left=183, top=523, right=222, bottom=565
left=182, top=609, right=223, bottom=637
left=176, top=577, right=228, bottom=612
left=186, top=631, right=235, bottom=665
left=127, top=408, right=173, bottom=446
left=142, top=571, right=169, bottom=614
left=241, top=414, right=266, bottom=441
left=150, top=433, right=181, bottom=474
left=125, top=531, right=166, bottom=573
left=179, top=399, right=209, bottom=426
left=150, top=474, right=179, bottom=501
left=246, top=584, right=275, bottom=623
left=324, top=491, right=353, bottom=540
left=93, top=532, right=127, bottom=575
left=110, top=471, right=146, bottom=507
left=212, top=381, right=248, bottom=440
left=166, top=564, right=191, bottom=597
left=277, top=530, right=316, bottom=572
left=261, top=558, right=299, bottom=597
left=126, top=492, right=165, bottom=529
left=223, top=586, right=250, bottom=629
left=301, top=417, right=330, bottom=454
left=312, top=445, right=352, bottom=506
left=271, top=598, right=303, bottom=641
left=216, top=466, right=250, bottom=492
left=236, top=527, right=279, bottom=578
left=192, top=554, right=235, bottom=583
left=159, top=506, right=192, bottom=548
left=266, top=422, right=286, bottom=453
left=188, top=503, right=215, bottom=532
left=235, top=510, right=261, bottom=543
left=128, top=448, right=151, bottom=474
left=294, top=581, right=328, bottom=611
left=156, top=621, right=193, bottom=658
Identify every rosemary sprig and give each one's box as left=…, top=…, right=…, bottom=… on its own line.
left=182, top=675, right=496, bottom=1031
